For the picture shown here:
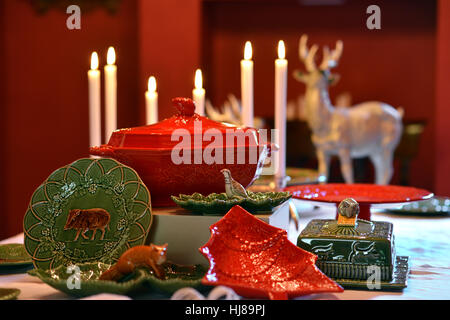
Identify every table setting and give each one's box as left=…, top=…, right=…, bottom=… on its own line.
left=2, top=199, right=449, bottom=300
left=1, top=5, right=449, bottom=301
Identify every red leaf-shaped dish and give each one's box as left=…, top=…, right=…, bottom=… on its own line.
left=199, top=205, right=343, bottom=300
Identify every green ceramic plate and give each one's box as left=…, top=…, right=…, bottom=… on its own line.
left=0, top=244, right=32, bottom=267
left=23, top=158, right=152, bottom=270
left=383, top=197, right=450, bottom=216
left=171, top=191, right=292, bottom=215
left=0, top=288, right=20, bottom=300
left=28, top=262, right=207, bottom=298
left=332, top=256, right=409, bottom=291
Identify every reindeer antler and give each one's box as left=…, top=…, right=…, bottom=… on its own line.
left=205, top=95, right=242, bottom=125
left=299, top=35, right=343, bottom=71
left=299, top=35, right=318, bottom=72
left=319, top=40, right=343, bottom=70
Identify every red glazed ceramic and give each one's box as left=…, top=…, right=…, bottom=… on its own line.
left=284, top=183, right=433, bottom=220
left=199, top=205, right=343, bottom=300
left=90, top=98, right=269, bottom=207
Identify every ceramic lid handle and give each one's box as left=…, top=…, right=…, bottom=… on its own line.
left=337, top=198, right=359, bottom=227
left=173, top=97, right=196, bottom=117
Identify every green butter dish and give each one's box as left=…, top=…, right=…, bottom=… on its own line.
left=28, top=262, right=207, bottom=298
left=298, top=218, right=395, bottom=281
left=0, top=288, right=21, bottom=300
left=332, top=256, right=409, bottom=290
left=171, top=191, right=292, bottom=215
left=23, top=158, right=153, bottom=270
left=297, top=198, right=409, bottom=290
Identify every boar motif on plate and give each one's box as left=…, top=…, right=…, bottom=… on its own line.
left=23, top=158, right=152, bottom=270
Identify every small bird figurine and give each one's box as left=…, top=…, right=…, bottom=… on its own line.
left=220, top=169, right=248, bottom=198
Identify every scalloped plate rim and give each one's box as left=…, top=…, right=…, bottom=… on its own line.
left=23, top=157, right=153, bottom=270
left=172, top=192, right=292, bottom=215
left=0, top=244, right=33, bottom=267
left=285, top=183, right=433, bottom=204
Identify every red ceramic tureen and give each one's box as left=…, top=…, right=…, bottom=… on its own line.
left=90, top=98, right=269, bottom=207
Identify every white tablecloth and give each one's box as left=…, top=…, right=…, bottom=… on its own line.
left=1, top=200, right=449, bottom=300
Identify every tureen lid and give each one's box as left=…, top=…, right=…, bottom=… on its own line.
left=102, top=98, right=259, bottom=149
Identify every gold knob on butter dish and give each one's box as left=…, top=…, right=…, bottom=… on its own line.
left=337, top=198, right=359, bottom=227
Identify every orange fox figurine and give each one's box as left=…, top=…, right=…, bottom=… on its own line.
left=99, top=244, right=168, bottom=281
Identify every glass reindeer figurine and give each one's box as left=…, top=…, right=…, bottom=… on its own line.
left=294, top=35, right=403, bottom=184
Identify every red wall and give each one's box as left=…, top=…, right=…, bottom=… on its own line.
left=0, top=0, right=140, bottom=239
left=137, top=0, right=202, bottom=122
left=203, top=0, right=437, bottom=191
left=0, top=0, right=448, bottom=239
left=435, top=0, right=450, bottom=195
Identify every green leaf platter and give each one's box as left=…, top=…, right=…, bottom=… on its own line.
left=28, top=262, right=207, bottom=298
left=171, top=191, right=292, bottom=215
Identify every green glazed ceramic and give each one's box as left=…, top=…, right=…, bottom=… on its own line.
left=384, top=196, right=450, bottom=216
left=0, top=244, right=32, bottom=267
left=297, top=219, right=395, bottom=281
left=0, top=288, right=20, bottom=300
left=28, top=262, right=207, bottom=298
left=23, top=158, right=152, bottom=270
left=333, top=256, right=409, bottom=291
left=171, top=191, right=292, bottom=215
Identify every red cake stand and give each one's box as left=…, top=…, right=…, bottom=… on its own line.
left=284, top=184, right=433, bottom=220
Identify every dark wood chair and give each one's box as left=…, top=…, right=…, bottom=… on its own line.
left=394, top=120, right=426, bottom=185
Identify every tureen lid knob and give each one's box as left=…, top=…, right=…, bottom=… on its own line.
left=337, top=198, right=359, bottom=226
left=172, top=97, right=196, bottom=117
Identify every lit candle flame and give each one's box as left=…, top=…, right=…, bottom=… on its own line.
left=195, top=69, right=203, bottom=89
left=244, top=41, right=252, bottom=60
left=278, top=40, right=285, bottom=60
left=148, top=76, right=156, bottom=92
left=107, top=46, right=116, bottom=65
left=90, top=52, right=99, bottom=70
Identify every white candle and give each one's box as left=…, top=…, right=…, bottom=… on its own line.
left=192, top=69, right=205, bottom=116
left=88, top=52, right=101, bottom=148
left=275, top=40, right=288, bottom=185
left=241, top=41, right=254, bottom=127
left=104, top=46, right=117, bottom=142
left=145, top=76, right=158, bottom=124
